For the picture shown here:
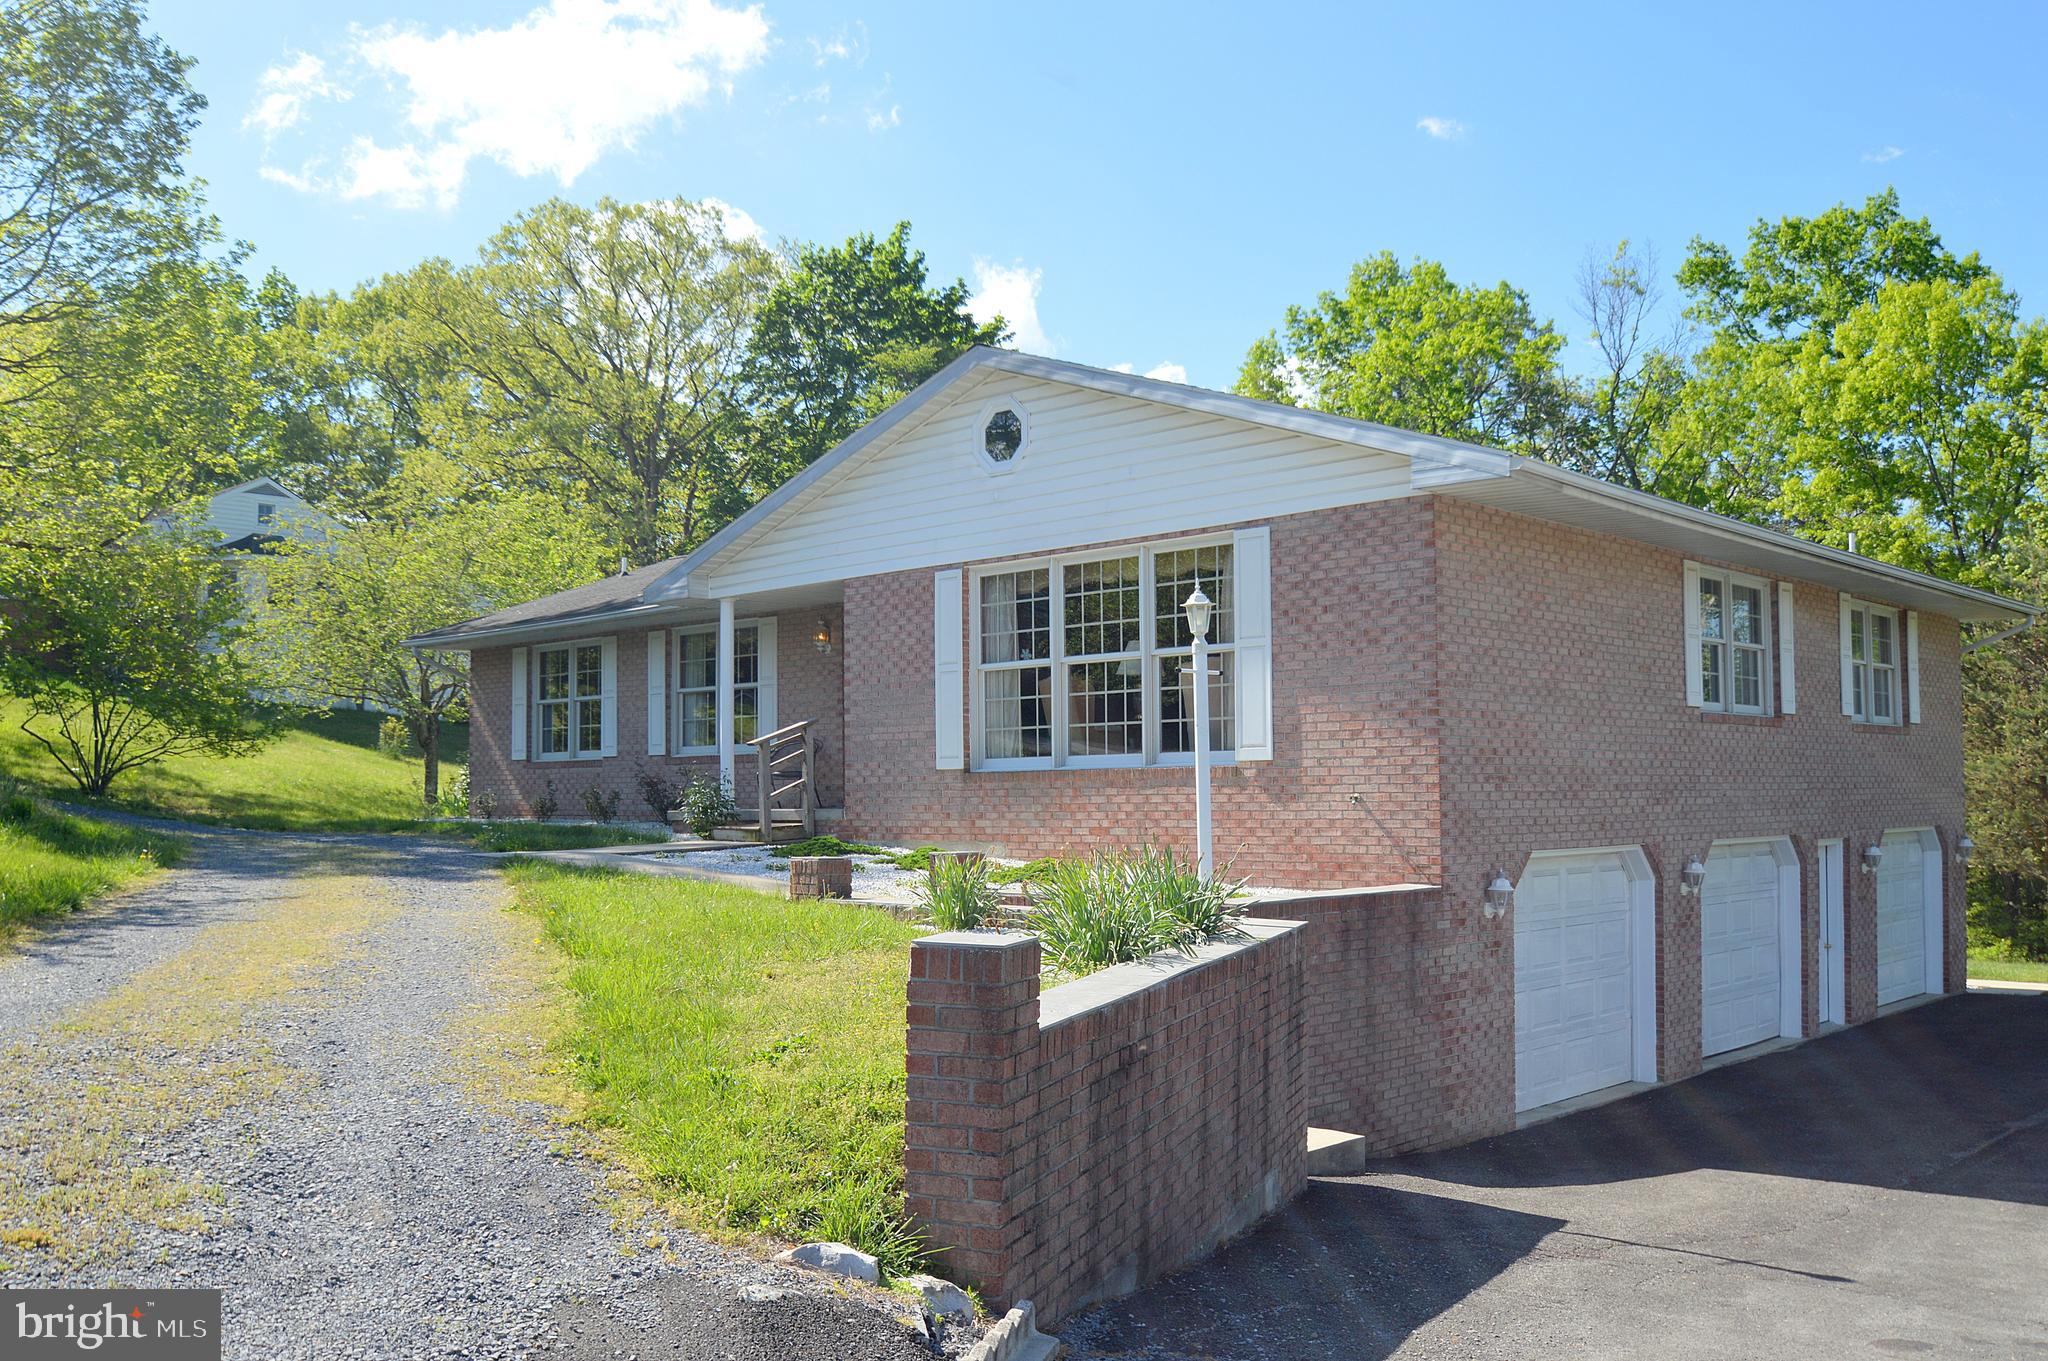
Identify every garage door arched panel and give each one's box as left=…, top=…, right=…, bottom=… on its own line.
left=1877, top=828, right=1943, bottom=1007
left=1514, top=847, right=1657, bottom=1113
left=1700, top=838, right=1801, bottom=1059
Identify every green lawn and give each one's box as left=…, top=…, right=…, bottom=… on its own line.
left=504, top=861, right=927, bottom=1273
left=0, top=701, right=469, bottom=833
left=1966, top=954, right=2048, bottom=984
left=0, top=790, right=185, bottom=939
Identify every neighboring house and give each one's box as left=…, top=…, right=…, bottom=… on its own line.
left=191, top=477, right=331, bottom=600
left=408, top=346, right=2037, bottom=1140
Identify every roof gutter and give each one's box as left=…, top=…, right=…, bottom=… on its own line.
left=401, top=598, right=695, bottom=652
left=1964, top=615, right=2038, bottom=654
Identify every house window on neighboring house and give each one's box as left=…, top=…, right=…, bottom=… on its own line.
left=672, top=623, right=771, bottom=754
left=1686, top=563, right=1771, bottom=715
left=256, top=502, right=276, bottom=526
left=535, top=641, right=607, bottom=758
left=1842, top=598, right=1900, bottom=724
left=972, top=538, right=1239, bottom=769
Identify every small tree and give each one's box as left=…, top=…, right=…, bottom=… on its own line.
left=249, top=488, right=605, bottom=806
left=0, top=530, right=276, bottom=794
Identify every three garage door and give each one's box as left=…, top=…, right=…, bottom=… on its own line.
left=1514, top=852, right=1638, bottom=1111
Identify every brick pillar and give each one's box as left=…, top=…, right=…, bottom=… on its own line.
left=904, top=930, right=1040, bottom=1302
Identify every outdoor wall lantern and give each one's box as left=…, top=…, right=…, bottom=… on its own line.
left=1185, top=587, right=1216, bottom=877
left=1483, top=870, right=1515, bottom=920
left=812, top=618, right=833, bottom=654
left=1957, top=835, right=1975, bottom=865
left=1679, top=856, right=1708, bottom=897
left=1862, top=843, right=1884, bottom=874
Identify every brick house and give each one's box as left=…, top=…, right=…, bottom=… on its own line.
left=408, top=347, right=2035, bottom=1133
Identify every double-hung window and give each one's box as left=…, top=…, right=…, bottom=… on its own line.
left=1686, top=563, right=1772, bottom=715
left=535, top=640, right=607, bottom=758
left=672, top=622, right=774, bottom=754
left=1842, top=598, right=1900, bottom=725
left=973, top=538, right=1238, bottom=769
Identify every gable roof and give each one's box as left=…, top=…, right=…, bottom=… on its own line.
left=406, top=347, right=2036, bottom=648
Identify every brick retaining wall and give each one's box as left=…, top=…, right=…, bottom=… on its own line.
left=904, top=921, right=1306, bottom=1325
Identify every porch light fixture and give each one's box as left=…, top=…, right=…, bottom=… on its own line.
left=1185, top=587, right=1215, bottom=877
left=812, top=618, right=833, bottom=654
left=1483, top=871, right=1515, bottom=920
left=1861, top=843, right=1884, bottom=874
left=1956, top=835, right=1975, bottom=865
left=1679, top=856, right=1708, bottom=897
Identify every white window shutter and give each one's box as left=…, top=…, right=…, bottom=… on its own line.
left=1233, top=526, right=1274, bottom=761
left=599, top=636, right=618, bottom=757
left=1682, top=562, right=1704, bottom=708
left=754, top=618, right=780, bottom=731
left=1777, top=582, right=1797, bottom=715
left=933, top=570, right=964, bottom=770
left=646, top=629, right=667, bottom=755
left=509, top=646, right=529, bottom=761
left=1907, top=610, right=1922, bottom=724
left=1838, top=595, right=1856, bottom=717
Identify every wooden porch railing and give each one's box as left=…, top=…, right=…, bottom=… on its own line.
left=749, top=718, right=817, bottom=841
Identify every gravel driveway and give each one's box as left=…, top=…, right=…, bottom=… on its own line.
left=0, top=819, right=941, bottom=1361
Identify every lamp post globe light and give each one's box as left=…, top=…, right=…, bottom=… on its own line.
left=1184, top=588, right=1215, bottom=878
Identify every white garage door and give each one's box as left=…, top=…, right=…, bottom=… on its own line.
left=1701, top=843, right=1785, bottom=1057
left=1516, top=852, right=1636, bottom=1111
left=1877, top=831, right=1932, bottom=1005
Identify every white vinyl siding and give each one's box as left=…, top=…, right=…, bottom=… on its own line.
left=1841, top=596, right=1901, bottom=725
left=1684, top=562, right=1771, bottom=715
left=696, top=372, right=1412, bottom=598
left=673, top=622, right=775, bottom=755
left=969, top=533, right=1261, bottom=771
left=533, top=638, right=615, bottom=761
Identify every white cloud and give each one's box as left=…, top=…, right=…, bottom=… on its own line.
left=245, top=51, right=346, bottom=138
left=254, top=0, right=772, bottom=209
left=970, top=260, right=1050, bottom=354
left=808, top=21, right=868, bottom=66
left=866, top=103, right=901, bottom=132
left=1863, top=145, right=1905, bottom=163
left=1110, top=361, right=1188, bottom=384
left=1416, top=115, right=1465, bottom=141
left=698, top=196, right=764, bottom=242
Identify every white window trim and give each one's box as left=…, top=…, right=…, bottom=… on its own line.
left=671, top=618, right=777, bottom=756
left=1841, top=595, right=1903, bottom=726
left=1684, top=561, right=1774, bottom=716
left=532, top=636, right=615, bottom=762
left=972, top=394, right=1031, bottom=477
left=968, top=532, right=1242, bottom=773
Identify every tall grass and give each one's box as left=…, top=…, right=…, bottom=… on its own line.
left=917, top=856, right=1002, bottom=930
left=1026, top=847, right=1242, bottom=976
left=504, top=861, right=928, bottom=1274
left=0, top=785, right=185, bottom=935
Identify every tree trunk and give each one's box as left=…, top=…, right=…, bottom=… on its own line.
left=416, top=669, right=440, bottom=808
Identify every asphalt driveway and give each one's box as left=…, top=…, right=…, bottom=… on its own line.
left=1061, top=991, right=2048, bottom=1360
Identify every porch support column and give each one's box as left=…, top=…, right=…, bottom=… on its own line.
left=716, top=596, right=736, bottom=790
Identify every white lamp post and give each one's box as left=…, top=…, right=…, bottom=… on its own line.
left=1184, top=587, right=1215, bottom=877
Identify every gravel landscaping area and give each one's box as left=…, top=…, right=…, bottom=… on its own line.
left=649, top=844, right=944, bottom=901
left=0, top=818, right=947, bottom=1361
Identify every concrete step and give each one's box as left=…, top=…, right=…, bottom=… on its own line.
left=1305, top=1126, right=1375, bottom=1177
left=707, top=823, right=808, bottom=844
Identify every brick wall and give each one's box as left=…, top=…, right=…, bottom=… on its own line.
left=842, top=501, right=1445, bottom=887
left=464, top=605, right=846, bottom=820
left=904, top=921, right=1306, bottom=1325
left=1432, top=497, right=1969, bottom=1142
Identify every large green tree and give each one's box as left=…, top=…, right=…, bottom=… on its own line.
left=1236, top=251, right=1568, bottom=453
left=738, top=222, right=1006, bottom=489
left=403, top=198, right=780, bottom=564
left=248, top=483, right=609, bottom=804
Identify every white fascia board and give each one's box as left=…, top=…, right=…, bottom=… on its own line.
left=401, top=600, right=697, bottom=652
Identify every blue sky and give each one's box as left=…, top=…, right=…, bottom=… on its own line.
left=157, top=0, right=2048, bottom=388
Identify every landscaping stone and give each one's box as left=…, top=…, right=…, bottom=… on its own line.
left=774, top=1240, right=881, bottom=1284
left=927, top=851, right=985, bottom=873
left=737, top=1284, right=789, bottom=1303
left=788, top=855, right=854, bottom=900
left=904, top=1274, right=976, bottom=1323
